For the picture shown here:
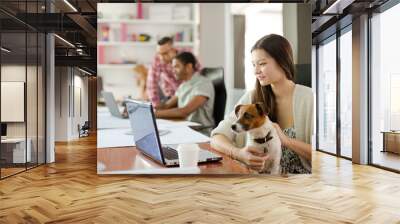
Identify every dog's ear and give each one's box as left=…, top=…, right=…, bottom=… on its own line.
left=255, top=102, right=265, bottom=116
left=234, top=104, right=243, bottom=117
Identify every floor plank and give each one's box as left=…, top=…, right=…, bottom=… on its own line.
left=0, top=134, right=399, bottom=223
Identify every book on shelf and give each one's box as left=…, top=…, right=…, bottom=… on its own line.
left=137, top=1, right=143, bottom=19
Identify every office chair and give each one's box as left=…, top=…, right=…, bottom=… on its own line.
left=78, top=121, right=90, bottom=138
left=200, top=67, right=227, bottom=128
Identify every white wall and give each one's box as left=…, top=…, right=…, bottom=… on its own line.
left=283, top=4, right=298, bottom=64
left=72, top=74, right=89, bottom=138
left=55, top=67, right=68, bottom=141
left=55, top=67, right=89, bottom=141
left=199, top=4, right=226, bottom=68
left=1, top=66, right=40, bottom=136
left=98, top=69, right=139, bottom=101
left=199, top=3, right=239, bottom=115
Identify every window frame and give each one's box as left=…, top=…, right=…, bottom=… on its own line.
left=315, top=23, right=353, bottom=161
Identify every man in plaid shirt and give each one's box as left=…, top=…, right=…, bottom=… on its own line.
left=146, top=37, right=200, bottom=107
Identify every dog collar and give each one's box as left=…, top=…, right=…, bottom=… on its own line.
left=254, top=131, right=273, bottom=144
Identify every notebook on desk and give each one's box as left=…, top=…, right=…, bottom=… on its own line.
left=124, top=99, right=222, bottom=167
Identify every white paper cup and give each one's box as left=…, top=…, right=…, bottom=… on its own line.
left=176, top=143, right=200, bottom=168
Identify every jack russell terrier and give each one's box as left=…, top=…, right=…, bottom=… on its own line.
left=231, top=103, right=282, bottom=175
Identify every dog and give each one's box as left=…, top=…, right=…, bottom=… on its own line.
left=231, top=103, right=282, bottom=175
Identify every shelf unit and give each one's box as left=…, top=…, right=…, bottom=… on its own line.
left=98, top=41, right=195, bottom=47
left=98, top=3, right=199, bottom=66
left=98, top=64, right=137, bottom=69
left=97, top=3, right=200, bottom=100
left=98, top=19, right=195, bottom=25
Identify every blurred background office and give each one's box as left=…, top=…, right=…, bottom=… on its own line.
left=96, top=3, right=311, bottom=116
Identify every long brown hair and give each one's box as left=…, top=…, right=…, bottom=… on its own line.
left=251, top=34, right=295, bottom=122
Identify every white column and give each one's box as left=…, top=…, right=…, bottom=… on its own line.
left=352, top=14, right=369, bottom=164
left=46, top=33, right=55, bottom=163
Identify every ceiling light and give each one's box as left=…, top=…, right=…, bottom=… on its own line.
left=54, top=34, right=75, bottom=48
left=63, top=0, right=78, bottom=12
left=1, top=47, right=11, bottom=53
left=78, top=67, right=93, bottom=76
left=322, top=0, right=354, bottom=15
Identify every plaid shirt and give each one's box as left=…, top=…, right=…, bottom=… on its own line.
left=146, top=49, right=201, bottom=106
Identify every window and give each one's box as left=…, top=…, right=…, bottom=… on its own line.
left=243, top=4, right=283, bottom=90
left=339, top=28, right=352, bottom=158
left=390, top=74, right=400, bottom=130
left=317, top=36, right=337, bottom=154
left=370, top=2, right=400, bottom=171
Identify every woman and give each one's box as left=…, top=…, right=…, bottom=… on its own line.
left=210, top=34, right=313, bottom=174
left=133, top=64, right=149, bottom=101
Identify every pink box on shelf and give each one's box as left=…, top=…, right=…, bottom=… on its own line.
left=98, top=45, right=105, bottom=64
left=121, top=23, right=127, bottom=42
left=137, top=1, right=143, bottom=19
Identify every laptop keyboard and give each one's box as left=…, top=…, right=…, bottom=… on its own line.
left=162, top=146, right=178, bottom=160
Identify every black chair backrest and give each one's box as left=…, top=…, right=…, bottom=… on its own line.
left=82, top=121, right=90, bottom=130
left=200, top=67, right=227, bottom=127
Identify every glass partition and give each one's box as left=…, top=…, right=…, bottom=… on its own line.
left=1, top=31, right=28, bottom=178
left=0, top=1, right=46, bottom=179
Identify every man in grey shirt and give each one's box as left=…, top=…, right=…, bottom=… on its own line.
left=155, top=52, right=215, bottom=135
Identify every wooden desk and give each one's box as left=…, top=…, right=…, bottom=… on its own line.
left=382, top=131, right=400, bottom=154
left=97, top=143, right=251, bottom=174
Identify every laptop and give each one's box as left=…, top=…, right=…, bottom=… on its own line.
left=125, top=99, right=222, bottom=167
left=102, top=91, right=128, bottom=119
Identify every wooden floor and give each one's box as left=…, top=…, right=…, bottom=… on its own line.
left=1, top=135, right=400, bottom=223
left=1, top=167, right=26, bottom=178
left=372, top=151, right=400, bottom=171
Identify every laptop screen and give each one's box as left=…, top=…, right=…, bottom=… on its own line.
left=102, top=91, right=122, bottom=118
left=125, top=101, right=164, bottom=164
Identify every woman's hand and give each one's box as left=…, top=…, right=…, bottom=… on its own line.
left=235, top=146, right=269, bottom=172
left=272, top=123, right=290, bottom=147
left=122, top=107, right=128, bottom=118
